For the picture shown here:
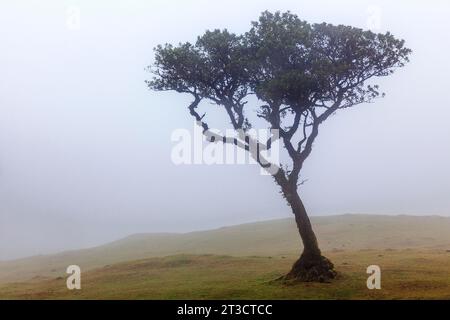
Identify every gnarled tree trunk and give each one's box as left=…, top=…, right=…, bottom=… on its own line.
left=281, top=184, right=337, bottom=282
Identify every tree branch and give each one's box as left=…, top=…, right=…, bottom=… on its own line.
left=187, top=95, right=278, bottom=171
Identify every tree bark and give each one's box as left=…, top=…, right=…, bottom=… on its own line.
left=282, top=186, right=337, bottom=282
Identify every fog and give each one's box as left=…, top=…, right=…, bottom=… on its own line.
left=1, top=0, right=449, bottom=260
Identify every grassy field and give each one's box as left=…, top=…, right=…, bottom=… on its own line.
left=1, top=214, right=450, bottom=299
left=1, top=249, right=450, bottom=299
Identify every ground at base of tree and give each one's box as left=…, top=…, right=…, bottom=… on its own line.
left=1, top=249, right=450, bottom=300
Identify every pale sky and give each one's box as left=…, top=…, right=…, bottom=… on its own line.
left=1, top=0, right=450, bottom=260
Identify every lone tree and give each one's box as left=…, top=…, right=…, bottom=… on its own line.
left=147, top=11, right=411, bottom=282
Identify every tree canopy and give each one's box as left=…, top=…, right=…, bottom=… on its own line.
left=147, top=11, right=411, bottom=185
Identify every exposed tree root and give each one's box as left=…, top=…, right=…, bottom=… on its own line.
left=283, top=254, right=337, bottom=283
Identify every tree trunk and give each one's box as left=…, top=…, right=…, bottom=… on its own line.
left=283, top=188, right=337, bottom=282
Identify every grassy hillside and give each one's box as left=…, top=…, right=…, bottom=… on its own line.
left=2, top=250, right=450, bottom=299
left=2, top=214, right=450, bottom=285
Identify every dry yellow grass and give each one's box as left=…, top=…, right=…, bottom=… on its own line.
left=2, top=214, right=450, bottom=285
left=2, top=215, right=450, bottom=299
left=1, top=249, right=450, bottom=300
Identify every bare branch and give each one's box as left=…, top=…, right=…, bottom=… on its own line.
left=186, top=96, right=278, bottom=171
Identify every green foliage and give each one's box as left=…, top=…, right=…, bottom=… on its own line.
left=246, top=11, right=411, bottom=110
left=148, top=29, right=250, bottom=107
left=147, top=10, right=410, bottom=117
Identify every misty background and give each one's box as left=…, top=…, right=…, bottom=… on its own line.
left=1, top=0, right=449, bottom=260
